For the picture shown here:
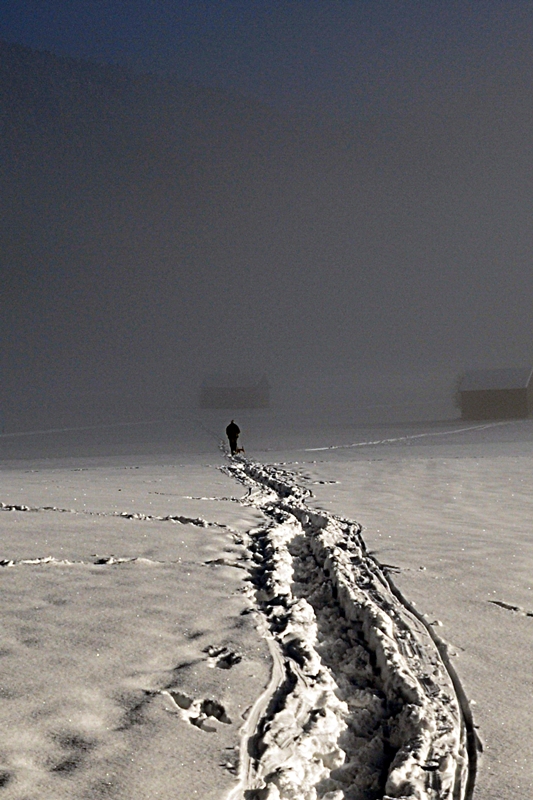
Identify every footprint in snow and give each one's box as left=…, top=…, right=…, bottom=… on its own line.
left=203, top=644, right=243, bottom=669
left=163, top=690, right=232, bottom=732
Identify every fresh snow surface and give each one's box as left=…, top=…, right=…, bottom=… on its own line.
left=0, top=410, right=532, bottom=799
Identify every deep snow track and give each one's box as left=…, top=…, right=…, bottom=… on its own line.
left=224, top=457, right=476, bottom=800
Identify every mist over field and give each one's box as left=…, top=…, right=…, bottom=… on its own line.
left=2, top=38, right=533, bottom=430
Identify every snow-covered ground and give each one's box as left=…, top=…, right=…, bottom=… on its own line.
left=0, top=410, right=532, bottom=798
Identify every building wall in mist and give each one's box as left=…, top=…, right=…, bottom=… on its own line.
left=460, top=388, right=530, bottom=420
left=460, top=368, right=533, bottom=420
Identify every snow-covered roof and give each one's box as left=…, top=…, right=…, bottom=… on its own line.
left=460, top=367, right=533, bottom=392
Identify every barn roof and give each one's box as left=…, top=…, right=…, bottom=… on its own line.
left=460, top=367, right=533, bottom=392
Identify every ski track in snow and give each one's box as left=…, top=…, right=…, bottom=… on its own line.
left=0, top=501, right=218, bottom=528
left=0, top=500, right=238, bottom=570
left=488, top=599, right=533, bottom=618
left=223, top=456, right=478, bottom=800
left=304, top=420, right=513, bottom=451
left=0, top=554, right=169, bottom=567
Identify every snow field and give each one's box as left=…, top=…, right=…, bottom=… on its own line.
left=297, top=425, right=533, bottom=799
left=0, top=464, right=270, bottom=799
left=1, top=415, right=532, bottom=798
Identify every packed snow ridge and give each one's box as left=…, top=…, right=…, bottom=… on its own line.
left=0, top=500, right=215, bottom=527
left=224, top=457, right=477, bottom=800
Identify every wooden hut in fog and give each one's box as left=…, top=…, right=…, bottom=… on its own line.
left=199, top=375, right=270, bottom=409
left=459, top=368, right=533, bottom=420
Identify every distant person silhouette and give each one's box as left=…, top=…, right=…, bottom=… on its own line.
left=226, top=420, right=241, bottom=455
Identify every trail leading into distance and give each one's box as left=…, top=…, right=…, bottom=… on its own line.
left=224, top=456, right=477, bottom=800
left=304, top=420, right=513, bottom=451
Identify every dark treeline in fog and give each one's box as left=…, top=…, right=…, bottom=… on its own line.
left=2, top=40, right=533, bottom=426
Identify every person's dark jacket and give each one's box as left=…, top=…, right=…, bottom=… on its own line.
left=226, top=421, right=240, bottom=439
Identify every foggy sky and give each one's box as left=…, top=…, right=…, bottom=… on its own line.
left=3, top=1, right=533, bottom=118
left=2, top=3, right=533, bottom=426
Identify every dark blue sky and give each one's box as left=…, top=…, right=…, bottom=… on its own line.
left=1, top=1, right=531, bottom=118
